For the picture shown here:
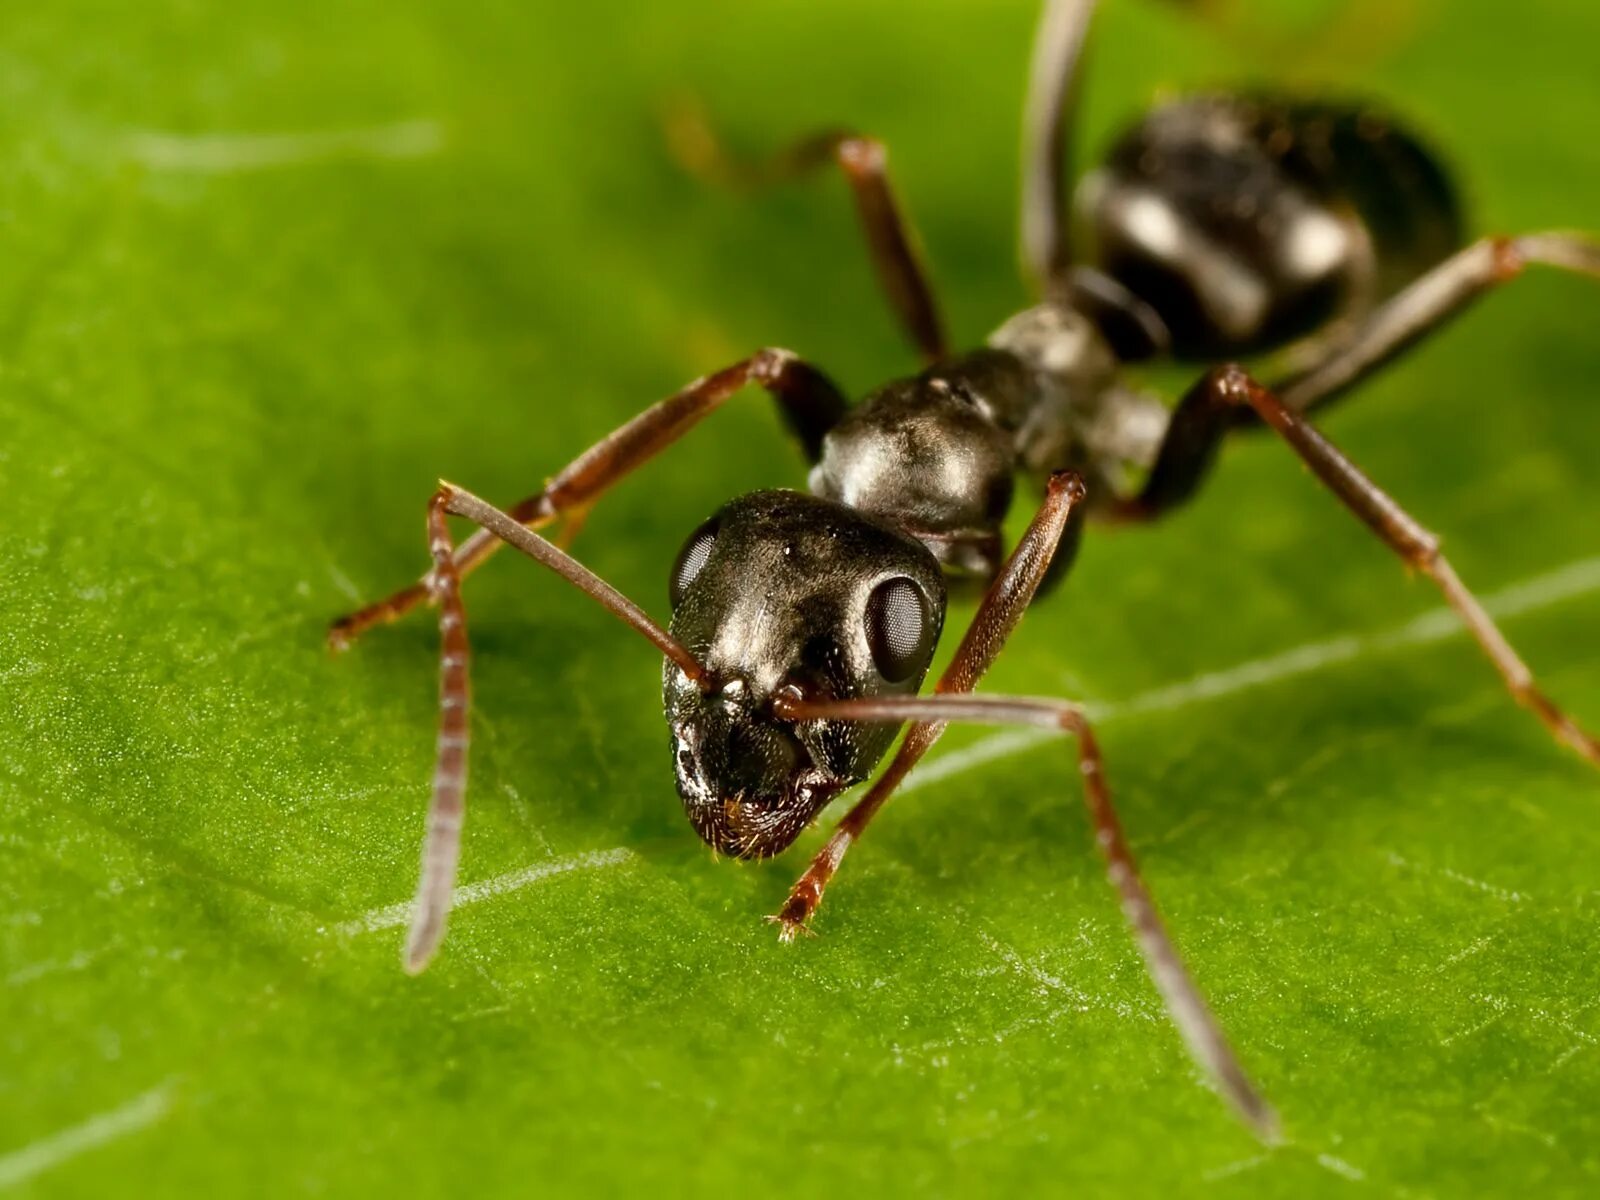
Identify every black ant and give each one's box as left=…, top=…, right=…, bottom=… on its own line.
left=330, top=0, right=1600, bottom=1135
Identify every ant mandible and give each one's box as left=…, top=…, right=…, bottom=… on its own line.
left=330, top=0, right=1600, bottom=1135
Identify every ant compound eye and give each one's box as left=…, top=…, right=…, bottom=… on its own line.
left=864, top=576, right=933, bottom=683
left=669, top=517, right=720, bottom=608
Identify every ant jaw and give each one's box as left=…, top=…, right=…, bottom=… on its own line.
left=680, top=771, right=851, bottom=860
left=671, top=716, right=850, bottom=859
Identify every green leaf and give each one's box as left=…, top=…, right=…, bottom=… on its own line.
left=5, top=0, right=1599, bottom=1194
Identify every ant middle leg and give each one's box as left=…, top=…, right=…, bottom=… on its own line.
left=1115, top=231, right=1600, bottom=515
left=1273, top=231, right=1600, bottom=415
left=665, top=106, right=947, bottom=362
left=328, top=348, right=847, bottom=648
left=1137, top=365, right=1600, bottom=765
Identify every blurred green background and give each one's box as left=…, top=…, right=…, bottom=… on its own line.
left=3, top=0, right=1599, bottom=1194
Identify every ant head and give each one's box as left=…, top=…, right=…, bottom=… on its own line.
left=662, top=490, right=946, bottom=859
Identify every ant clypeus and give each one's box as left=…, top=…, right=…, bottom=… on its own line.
left=330, top=0, right=1600, bottom=1134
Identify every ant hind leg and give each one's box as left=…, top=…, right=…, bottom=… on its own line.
left=1116, top=231, right=1600, bottom=521
left=1276, top=231, right=1600, bottom=415
left=1019, top=0, right=1100, bottom=296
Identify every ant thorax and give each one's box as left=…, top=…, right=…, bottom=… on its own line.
left=807, top=352, right=1021, bottom=575
left=808, top=302, right=1168, bottom=575
left=987, top=303, right=1170, bottom=504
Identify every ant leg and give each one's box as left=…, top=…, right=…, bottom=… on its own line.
left=1112, top=366, right=1247, bottom=519
left=774, top=471, right=1088, bottom=935
left=774, top=688, right=1276, bottom=1139
left=1118, top=364, right=1599, bottom=761
left=666, top=109, right=946, bottom=362
left=403, top=482, right=709, bottom=974
left=1035, top=491, right=1091, bottom=598
left=1019, top=0, right=1098, bottom=296
left=328, top=348, right=846, bottom=648
left=1275, top=232, right=1600, bottom=414
left=1223, top=365, right=1598, bottom=764
left=1130, top=236, right=1600, bottom=488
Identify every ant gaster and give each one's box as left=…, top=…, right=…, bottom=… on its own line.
left=330, top=0, right=1600, bottom=1136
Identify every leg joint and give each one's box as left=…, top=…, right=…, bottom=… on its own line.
left=750, top=346, right=801, bottom=383
left=1407, top=530, right=1443, bottom=569
left=424, top=567, right=455, bottom=602
left=1046, top=469, right=1088, bottom=507
left=1489, top=236, right=1526, bottom=283
left=836, top=135, right=885, bottom=176
left=1210, top=363, right=1256, bottom=407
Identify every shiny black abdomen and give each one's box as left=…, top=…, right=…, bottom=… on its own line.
left=1077, top=94, right=1464, bottom=360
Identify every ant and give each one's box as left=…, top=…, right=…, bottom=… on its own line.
left=330, top=0, right=1600, bottom=1135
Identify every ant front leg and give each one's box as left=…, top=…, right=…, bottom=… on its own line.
left=1222, top=365, right=1598, bottom=765
left=329, top=348, right=847, bottom=648
left=774, top=470, right=1088, bottom=937
left=665, top=107, right=947, bottom=363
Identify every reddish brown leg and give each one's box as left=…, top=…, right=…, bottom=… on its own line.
left=1218, top=364, right=1600, bottom=765
left=329, top=348, right=846, bottom=649
left=665, top=109, right=946, bottom=362
left=828, top=135, right=948, bottom=362
left=774, top=470, right=1088, bottom=936
left=400, top=482, right=709, bottom=974
left=1120, top=233, right=1600, bottom=519
left=1276, top=231, right=1600, bottom=414
left=773, top=689, right=1276, bottom=1139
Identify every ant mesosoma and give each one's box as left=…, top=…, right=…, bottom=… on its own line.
left=330, top=0, right=1600, bottom=1134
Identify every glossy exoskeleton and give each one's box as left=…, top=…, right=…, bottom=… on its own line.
left=331, top=0, right=1600, bottom=1136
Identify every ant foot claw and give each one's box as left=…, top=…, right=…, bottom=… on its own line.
left=764, top=912, right=817, bottom=942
